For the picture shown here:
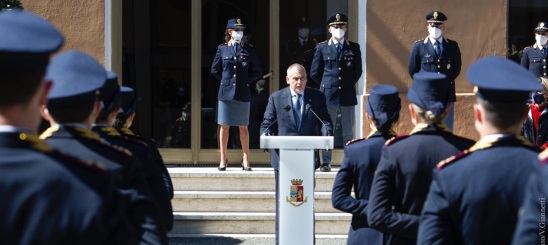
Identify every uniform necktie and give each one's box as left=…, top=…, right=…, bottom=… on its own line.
left=234, top=42, right=239, bottom=54
left=336, top=43, right=342, bottom=54
left=435, top=40, right=441, bottom=56
left=543, top=47, right=547, bottom=57
left=293, top=94, right=302, bottom=128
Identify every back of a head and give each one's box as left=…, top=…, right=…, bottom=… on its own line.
left=45, top=50, right=106, bottom=123
left=0, top=10, right=64, bottom=106
left=115, top=86, right=137, bottom=128
left=367, top=84, right=401, bottom=132
left=467, top=56, right=542, bottom=130
left=408, top=72, right=450, bottom=123
left=96, top=71, right=122, bottom=123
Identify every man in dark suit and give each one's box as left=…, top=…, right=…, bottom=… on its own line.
left=260, top=63, right=333, bottom=245
left=521, top=22, right=548, bottom=78
left=408, top=11, right=461, bottom=131
left=0, top=10, right=134, bottom=244
left=332, top=84, right=401, bottom=245
left=310, top=12, right=362, bottom=171
left=418, top=56, right=542, bottom=244
left=367, top=72, right=475, bottom=245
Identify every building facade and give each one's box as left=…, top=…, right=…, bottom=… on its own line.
left=23, top=0, right=548, bottom=164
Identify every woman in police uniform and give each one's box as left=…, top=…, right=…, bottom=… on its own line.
left=211, top=18, right=262, bottom=171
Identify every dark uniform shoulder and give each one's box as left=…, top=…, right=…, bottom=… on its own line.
left=385, top=135, right=410, bottom=146
left=345, top=137, right=366, bottom=146
left=436, top=150, right=472, bottom=171
left=218, top=43, right=228, bottom=47
left=523, top=44, right=534, bottom=50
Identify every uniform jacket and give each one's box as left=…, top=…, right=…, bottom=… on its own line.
left=367, top=123, right=474, bottom=245
left=512, top=161, right=547, bottom=245
left=521, top=43, right=548, bottom=78
left=92, top=125, right=172, bottom=234
left=41, top=125, right=168, bottom=244
left=418, top=135, right=540, bottom=245
left=310, top=38, right=363, bottom=106
left=332, top=130, right=394, bottom=245
left=408, top=36, right=461, bottom=102
left=522, top=107, right=548, bottom=147
left=260, top=87, right=333, bottom=170
left=302, top=47, right=319, bottom=89
left=211, top=42, right=262, bottom=102
left=285, top=37, right=316, bottom=64
left=118, top=127, right=175, bottom=231
left=0, top=132, right=140, bottom=245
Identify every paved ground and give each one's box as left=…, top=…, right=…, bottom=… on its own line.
left=169, top=236, right=347, bottom=245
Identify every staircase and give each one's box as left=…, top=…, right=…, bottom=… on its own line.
left=168, top=167, right=351, bottom=237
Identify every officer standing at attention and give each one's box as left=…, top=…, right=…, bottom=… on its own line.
left=417, top=57, right=542, bottom=244
left=408, top=11, right=461, bottom=131
left=92, top=72, right=173, bottom=234
left=310, top=13, right=362, bottom=172
left=521, top=22, right=548, bottom=78
left=332, top=84, right=401, bottom=245
left=367, top=72, right=474, bottom=245
left=211, top=18, right=262, bottom=171
left=40, top=50, right=167, bottom=244
left=285, top=17, right=316, bottom=65
left=115, top=85, right=175, bottom=232
left=0, top=10, right=131, bottom=244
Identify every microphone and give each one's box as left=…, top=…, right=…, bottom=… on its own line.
left=306, top=104, right=332, bottom=151
left=263, top=105, right=291, bottom=153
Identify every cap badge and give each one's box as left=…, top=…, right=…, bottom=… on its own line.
left=433, top=12, right=438, bottom=20
left=336, top=14, right=341, bottom=21
left=542, top=22, right=546, bottom=28
left=237, top=19, right=242, bottom=25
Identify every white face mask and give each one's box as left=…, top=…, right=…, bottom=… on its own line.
left=428, top=27, right=442, bottom=39
left=332, top=28, right=345, bottom=39
left=232, top=31, right=243, bottom=42
left=536, top=35, right=548, bottom=47
left=298, top=28, right=310, bottom=39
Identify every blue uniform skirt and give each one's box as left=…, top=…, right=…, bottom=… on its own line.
left=217, top=100, right=250, bottom=126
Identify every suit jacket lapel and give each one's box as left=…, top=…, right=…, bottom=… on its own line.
left=302, top=88, right=311, bottom=119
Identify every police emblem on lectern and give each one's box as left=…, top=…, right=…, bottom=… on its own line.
left=286, top=179, right=308, bottom=207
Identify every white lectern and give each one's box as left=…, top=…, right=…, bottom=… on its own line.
left=261, top=135, right=334, bottom=245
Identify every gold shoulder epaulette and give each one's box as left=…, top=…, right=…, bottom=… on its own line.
left=21, top=133, right=52, bottom=152
left=120, top=127, right=135, bottom=136
left=436, top=150, right=471, bottom=171
left=100, top=127, right=121, bottom=136
left=385, top=135, right=409, bottom=146
left=345, top=138, right=365, bottom=146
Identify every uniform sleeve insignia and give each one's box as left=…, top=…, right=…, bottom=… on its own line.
left=436, top=150, right=471, bottom=171
left=345, top=137, right=365, bottom=146
left=385, top=135, right=410, bottom=146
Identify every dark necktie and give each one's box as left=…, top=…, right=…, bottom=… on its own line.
left=293, top=94, right=302, bottom=128
left=435, top=40, right=441, bottom=56
left=543, top=47, right=547, bottom=57
left=234, top=43, right=239, bottom=54
left=302, top=40, right=307, bottom=47
left=336, top=43, right=342, bottom=54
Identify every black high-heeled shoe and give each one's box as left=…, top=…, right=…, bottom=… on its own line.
left=218, top=159, right=228, bottom=171
left=241, top=159, right=252, bottom=171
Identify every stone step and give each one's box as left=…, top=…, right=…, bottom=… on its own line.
left=170, top=212, right=351, bottom=235
left=169, top=167, right=338, bottom=192
left=172, top=191, right=344, bottom=213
